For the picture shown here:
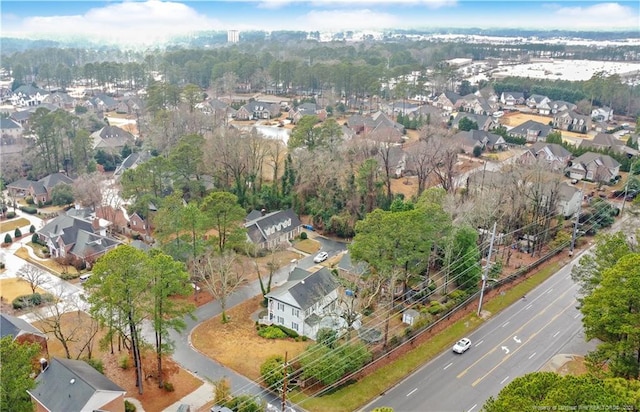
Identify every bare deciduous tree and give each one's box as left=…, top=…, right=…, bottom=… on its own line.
left=195, top=251, right=246, bottom=323
left=72, top=172, right=105, bottom=208
left=19, top=264, right=48, bottom=294
left=35, top=288, right=99, bottom=360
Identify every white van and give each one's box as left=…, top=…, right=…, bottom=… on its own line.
left=79, top=273, right=92, bottom=283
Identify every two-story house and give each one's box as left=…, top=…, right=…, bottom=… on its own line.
left=235, top=101, right=280, bottom=121
left=519, top=142, right=572, bottom=170
left=553, top=110, right=591, bottom=133
left=244, top=209, right=302, bottom=250
left=37, top=208, right=121, bottom=267
left=500, top=91, right=525, bottom=106
left=591, top=106, right=614, bottom=122
left=433, top=91, right=462, bottom=113
left=7, top=172, right=74, bottom=204
left=525, top=94, right=551, bottom=110
left=451, top=113, right=496, bottom=132
left=567, top=152, right=621, bottom=183
left=264, top=267, right=340, bottom=340
left=508, top=120, right=554, bottom=143
left=0, top=117, right=23, bottom=142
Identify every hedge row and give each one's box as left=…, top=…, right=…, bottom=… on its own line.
left=19, top=206, right=38, bottom=214
left=12, top=293, right=54, bottom=309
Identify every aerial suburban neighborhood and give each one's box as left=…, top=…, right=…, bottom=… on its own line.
left=1, top=1, right=640, bottom=412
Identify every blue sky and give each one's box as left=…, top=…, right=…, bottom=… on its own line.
left=1, top=1, right=638, bottom=45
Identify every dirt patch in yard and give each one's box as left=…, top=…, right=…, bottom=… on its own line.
left=191, top=295, right=311, bottom=381
left=292, top=238, right=321, bottom=255
left=500, top=112, right=590, bottom=142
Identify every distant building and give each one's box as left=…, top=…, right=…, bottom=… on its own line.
left=227, top=30, right=239, bottom=43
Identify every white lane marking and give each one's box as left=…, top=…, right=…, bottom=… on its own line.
left=475, top=340, right=483, bottom=347
left=547, top=288, right=553, bottom=294
left=502, top=321, right=510, bottom=327
left=467, top=404, right=478, bottom=412
left=529, top=352, right=536, bottom=359
left=513, top=336, right=521, bottom=344
left=574, top=313, right=581, bottom=319
left=553, top=331, right=560, bottom=338
left=525, top=304, right=533, bottom=310
left=444, top=362, right=453, bottom=370
left=500, top=376, right=510, bottom=384
left=407, top=388, right=418, bottom=397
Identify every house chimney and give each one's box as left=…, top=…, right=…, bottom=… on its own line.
left=261, top=208, right=267, bottom=216
left=40, top=358, right=48, bottom=372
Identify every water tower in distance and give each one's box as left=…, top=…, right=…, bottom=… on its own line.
left=227, top=30, right=240, bottom=43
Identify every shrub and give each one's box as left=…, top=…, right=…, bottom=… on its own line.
left=20, top=206, right=37, bottom=214
left=61, top=273, right=80, bottom=280
left=0, top=262, right=4, bottom=269
left=25, top=196, right=34, bottom=205
left=258, top=326, right=288, bottom=339
left=119, top=354, right=130, bottom=369
left=6, top=211, right=16, bottom=219
left=276, top=325, right=299, bottom=338
left=29, top=225, right=35, bottom=234
left=84, top=357, right=104, bottom=374
left=12, top=293, right=43, bottom=309
left=14, top=228, right=22, bottom=238
left=4, top=233, right=11, bottom=244
left=163, top=382, right=175, bottom=392
left=300, top=231, right=308, bottom=240
left=261, top=355, right=288, bottom=390
left=32, top=233, right=40, bottom=244
left=124, top=400, right=137, bottom=412
left=447, top=289, right=468, bottom=304
left=428, top=301, right=444, bottom=315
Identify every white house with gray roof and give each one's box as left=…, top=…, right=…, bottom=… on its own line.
left=263, top=267, right=340, bottom=340
left=244, top=209, right=302, bottom=250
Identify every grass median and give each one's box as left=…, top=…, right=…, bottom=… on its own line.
left=293, top=262, right=563, bottom=412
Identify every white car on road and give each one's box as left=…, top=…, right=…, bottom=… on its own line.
left=452, top=338, right=471, bottom=354
left=313, top=251, right=329, bottom=263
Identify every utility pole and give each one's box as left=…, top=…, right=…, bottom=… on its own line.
left=477, top=221, right=497, bottom=317
left=621, top=159, right=638, bottom=216
left=281, top=351, right=288, bottom=412
left=570, top=179, right=587, bottom=256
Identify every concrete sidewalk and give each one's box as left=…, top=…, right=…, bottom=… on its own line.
left=162, top=381, right=214, bottom=412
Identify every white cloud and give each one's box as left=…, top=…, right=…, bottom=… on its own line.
left=5, top=1, right=223, bottom=45
left=298, top=8, right=401, bottom=30
left=548, top=2, right=638, bottom=29
left=259, top=0, right=456, bottom=9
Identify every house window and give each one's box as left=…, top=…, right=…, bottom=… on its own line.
left=292, top=322, right=299, bottom=331
left=132, top=220, right=137, bottom=226
left=277, top=302, right=284, bottom=311
left=277, top=316, right=284, bottom=325
left=292, top=308, right=299, bottom=317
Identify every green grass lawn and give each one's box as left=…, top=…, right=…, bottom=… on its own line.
left=294, top=262, right=563, bottom=412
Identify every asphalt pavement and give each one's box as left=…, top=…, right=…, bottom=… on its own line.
left=363, top=251, right=597, bottom=412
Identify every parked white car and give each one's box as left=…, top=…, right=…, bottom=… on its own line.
left=313, top=251, right=329, bottom=263
left=452, top=338, right=472, bottom=354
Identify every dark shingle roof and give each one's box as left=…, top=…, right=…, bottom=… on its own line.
left=29, top=358, right=124, bottom=412
left=0, top=313, right=45, bottom=340
left=508, top=120, right=553, bottom=139
left=0, top=118, right=21, bottom=129
left=245, top=209, right=302, bottom=245
left=287, top=268, right=339, bottom=310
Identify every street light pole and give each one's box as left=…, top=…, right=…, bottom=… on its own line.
left=477, top=221, right=497, bottom=317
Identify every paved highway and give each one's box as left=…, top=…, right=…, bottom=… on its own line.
left=365, top=255, right=588, bottom=412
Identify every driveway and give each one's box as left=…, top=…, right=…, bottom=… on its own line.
left=143, top=234, right=348, bottom=411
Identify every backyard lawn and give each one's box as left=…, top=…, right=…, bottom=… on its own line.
left=0, top=277, right=48, bottom=302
